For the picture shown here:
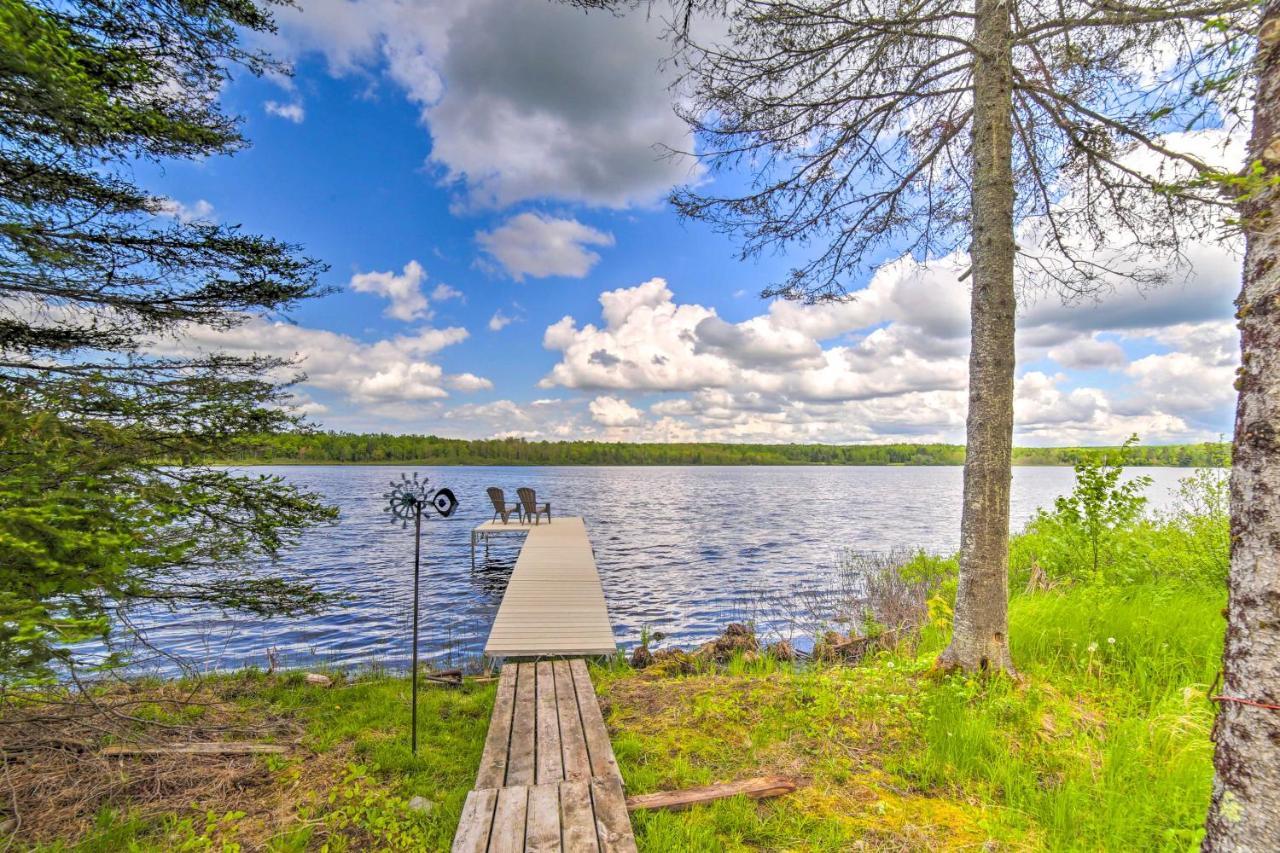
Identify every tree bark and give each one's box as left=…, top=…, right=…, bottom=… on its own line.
left=1204, top=3, right=1280, bottom=847
left=938, top=0, right=1017, bottom=675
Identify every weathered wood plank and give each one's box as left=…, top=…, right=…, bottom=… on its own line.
left=452, top=788, right=498, bottom=853
left=475, top=664, right=518, bottom=789
left=535, top=660, right=564, bottom=784
left=590, top=777, right=638, bottom=853
left=507, top=663, right=537, bottom=786
left=525, top=782, right=562, bottom=853
left=570, top=660, right=621, bottom=782
left=489, top=786, right=529, bottom=853
left=553, top=661, right=592, bottom=782
left=625, top=776, right=800, bottom=812
left=558, top=781, right=599, bottom=852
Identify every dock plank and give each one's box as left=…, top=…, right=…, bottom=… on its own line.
left=489, top=787, right=529, bottom=853
left=535, top=661, right=564, bottom=784
left=452, top=788, right=497, bottom=853
left=475, top=665, right=518, bottom=789
left=570, top=660, right=621, bottom=783
left=559, top=781, right=600, bottom=852
left=554, top=661, right=592, bottom=782
left=524, top=783, right=562, bottom=853
left=507, top=663, right=537, bottom=786
left=590, top=778, right=638, bottom=853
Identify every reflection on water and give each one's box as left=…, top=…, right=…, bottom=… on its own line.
left=120, top=465, right=1198, bottom=675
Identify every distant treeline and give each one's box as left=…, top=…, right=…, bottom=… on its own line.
left=222, top=433, right=1230, bottom=467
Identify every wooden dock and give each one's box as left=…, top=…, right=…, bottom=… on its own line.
left=452, top=661, right=636, bottom=852
left=454, top=518, right=636, bottom=852
left=478, top=517, right=617, bottom=658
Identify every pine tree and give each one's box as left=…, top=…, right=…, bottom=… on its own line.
left=0, top=0, right=337, bottom=681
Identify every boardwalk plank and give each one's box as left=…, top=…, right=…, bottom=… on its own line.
left=489, top=787, right=529, bottom=853
left=535, top=661, right=564, bottom=784
left=590, top=778, right=638, bottom=853
left=507, top=663, right=537, bottom=786
left=553, top=661, right=592, bottom=782
left=559, top=781, right=599, bottom=852
left=525, top=783, right=562, bottom=853
left=570, top=660, right=621, bottom=782
left=452, top=788, right=498, bottom=853
left=475, top=664, right=518, bottom=789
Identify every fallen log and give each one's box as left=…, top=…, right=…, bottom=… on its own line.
left=100, top=741, right=291, bottom=757
left=625, top=775, right=800, bottom=812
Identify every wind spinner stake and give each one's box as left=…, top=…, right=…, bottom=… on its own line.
left=383, top=472, right=459, bottom=754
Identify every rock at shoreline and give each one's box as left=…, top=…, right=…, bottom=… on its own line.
left=767, top=640, right=796, bottom=662
left=304, top=673, right=332, bottom=687
left=629, top=644, right=654, bottom=669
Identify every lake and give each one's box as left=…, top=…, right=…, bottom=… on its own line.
left=125, top=465, right=1201, bottom=675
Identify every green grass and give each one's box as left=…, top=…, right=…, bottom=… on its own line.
left=23, top=584, right=1224, bottom=851
left=594, top=583, right=1224, bottom=852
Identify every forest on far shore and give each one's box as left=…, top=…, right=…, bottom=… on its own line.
left=220, top=433, right=1230, bottom=467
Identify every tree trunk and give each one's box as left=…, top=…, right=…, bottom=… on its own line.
left=1203, top=3, right=1280, bottom=847
left=937, top=0, right=1017, bottom=675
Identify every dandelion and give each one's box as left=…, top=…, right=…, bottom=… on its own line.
left=1087, top=642, right=1098, bottom=654
left=1107, top=637, right=1116, bottom=645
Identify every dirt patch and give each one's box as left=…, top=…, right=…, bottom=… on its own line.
left=0, top=678, right=338, bottom=847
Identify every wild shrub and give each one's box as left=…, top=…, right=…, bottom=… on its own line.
left=1009, top=442, right=1227, bottom=590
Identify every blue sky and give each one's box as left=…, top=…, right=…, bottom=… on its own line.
left=145, top=0, right=1240, bottom=445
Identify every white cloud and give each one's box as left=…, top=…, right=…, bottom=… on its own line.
left=264, top=100, right=306, bottom=123
left=1047, top=336, right=1127, bottom=370
left=476, top=213, right=615, bottom=281
left=538, top=249, right=1239, bottom=443
left=349, top=260, right=432, bottom=322
left=447, top=372, right=494, bottom=392
left=150, top=317, right=481, bottom=410
left=153, top=198, right=215, bottom=224
left=272, top=0, right=698, bottom=209
left=589, top=395, right=643, bottom=427
left=431, top=283, right=464, bottom=302
left=488, top=309, right=516, bottom=332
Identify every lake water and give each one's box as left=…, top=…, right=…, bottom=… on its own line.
left=125, top=465, right=1200, bottom=675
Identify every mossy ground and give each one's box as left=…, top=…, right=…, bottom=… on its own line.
left=11, top=584, right=1220, bottom=851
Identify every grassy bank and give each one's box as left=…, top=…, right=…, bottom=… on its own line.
left=10, top=580, right=1222, bottom=851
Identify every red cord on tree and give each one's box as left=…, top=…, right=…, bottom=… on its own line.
left=1212, top=695, right=1280, bottom=711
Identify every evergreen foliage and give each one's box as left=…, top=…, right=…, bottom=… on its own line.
left=0, top=0, right=336, bottom=682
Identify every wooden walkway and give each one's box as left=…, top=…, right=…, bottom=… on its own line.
left=478, top=517, right=617, bottom=658
left=452, top=661, right=636, bottom=852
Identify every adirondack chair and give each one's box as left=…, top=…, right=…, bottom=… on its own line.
left=486, top=487, right=521, bottom=524
left=516, top=487, right=550, bottom=525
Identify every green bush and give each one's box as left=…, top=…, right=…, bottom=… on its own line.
left=1009, top=451, right=1228, bottom=591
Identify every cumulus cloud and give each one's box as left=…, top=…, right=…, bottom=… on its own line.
left=589, top=395, right=644, bottom=427
left=264, top=100, right=306, bottom=123
left=476, top=213, right=614, bottom=280
left=272, top=0, right=697, bottom=209
left=1047, top=336, right=1128, bottom=370
left=447, top=372, right=494, bottom=392
left=350, top=260, right=432, bottom=322
left=150, top=317, right=487, bottom=414
left=539, top=251, right=1238, bottom=443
